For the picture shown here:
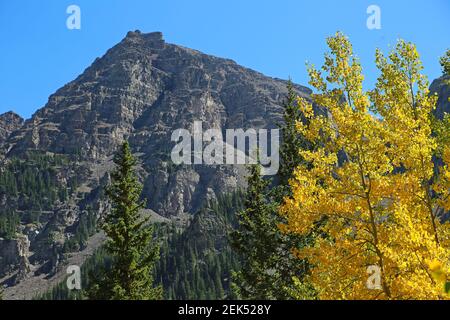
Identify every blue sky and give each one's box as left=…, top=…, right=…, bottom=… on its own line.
left=0, top=0, right=449, bottom=119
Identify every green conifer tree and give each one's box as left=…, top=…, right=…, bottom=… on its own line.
left=278, top=79, right=306, bottom=187
left=231, top=80, right=314, bottom=299
left=231, top=163, right=279, bottom=299
left=88, top=141, right=162, bottom=300
left=270, top=79, right=314, bottom=299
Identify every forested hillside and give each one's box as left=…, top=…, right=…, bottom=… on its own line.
left=0, top=153, right=75, bottom=240
left=37, top=191, right=244, bottom=300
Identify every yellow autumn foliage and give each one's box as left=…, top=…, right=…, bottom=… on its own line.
left=281, top=32, right=450, bottom=300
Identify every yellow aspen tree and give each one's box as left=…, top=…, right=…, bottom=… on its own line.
left=280, top=32, right=450, bottom=299
left=371, top=40, right=450, bottom=298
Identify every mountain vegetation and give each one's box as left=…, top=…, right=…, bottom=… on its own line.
left=2, top=31, right=450, bottom=300
left=280, top=32, right=450, bottom=299
left=87, top=142, right=162, bottom=300
left=0, top=152, right=78, bottom=240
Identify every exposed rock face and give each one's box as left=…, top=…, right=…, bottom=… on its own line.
left=0, top=235, right=30, bottom=281
left=0, top=111, right=24, bottom=145
left=5, top=30, right=312, bottom=217
left=430, top=75, right=450, bottom=119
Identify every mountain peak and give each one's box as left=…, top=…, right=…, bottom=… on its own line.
left=0, top=110, right=23, bottom=120
left=126, top=30, right=163, bottom=40
left=0, top=111, right=24, bottom=144
left=122, top=30, right=165, bottom=49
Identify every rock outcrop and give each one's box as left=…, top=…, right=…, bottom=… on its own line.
left=430, top=75, right=450, bottom=119
left=0, top=111, right=23, bottom=146
left=0, top=235, right=31, bottom=282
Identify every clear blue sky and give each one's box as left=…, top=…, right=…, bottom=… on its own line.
left=1, top=0, right=449, bottom=119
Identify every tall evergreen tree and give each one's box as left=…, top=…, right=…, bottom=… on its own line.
left=270, top=80, right=314, bottom=299
left=278, top=79, right=307, bottom=187
left=88, top=141, right=161, bottom=300
left=231, top=81, right=314, bottom=299
left=231, top=163, right=279, bottom=299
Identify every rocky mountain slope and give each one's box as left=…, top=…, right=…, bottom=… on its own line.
left=430, top=75, right=450, bottom=119
left=5, top=30, right=312, bottom=216
left=0, top=30, right=312, bottom=294
left=0, top=112, right=23, bottom=146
